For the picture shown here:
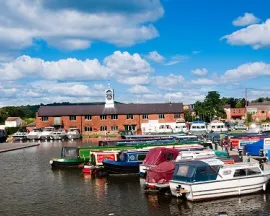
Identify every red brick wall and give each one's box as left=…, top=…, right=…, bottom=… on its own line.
left=36, top=113, right=183, bottom=134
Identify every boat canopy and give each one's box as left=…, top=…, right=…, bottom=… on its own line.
left=172, top=159, right=223, bottom=183
left=143, top=147, right=180, bottom=165
left=146, top=161, right=175, bottom=184
left=244, top=139, right=264, bottom=156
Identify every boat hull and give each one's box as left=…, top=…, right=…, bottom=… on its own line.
left=50, top=158, right=86, bottom=168
left=103, top=160, right=142, bottom=174
left=12, top=136, right=27, bottom=141
left=170, top=175, right=269, bottom=201
left=144, top=182, right=170, bottom=193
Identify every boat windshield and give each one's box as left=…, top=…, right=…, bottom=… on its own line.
left=173, top=163, right=220, bottom=182
left=61, top=148, right=78, bottom=159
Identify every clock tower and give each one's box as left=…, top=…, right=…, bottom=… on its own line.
left=105, top=87, right=115, bottom=108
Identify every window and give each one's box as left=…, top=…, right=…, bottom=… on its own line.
left=247, top=167, right=261, bottom=175
left=111, top=126, right=118, bottom=131
left=85, top=126, right=92, bottom=132
left=233, top=169, right=246, bottom=177
left=174, top=114, right=181, bottom=119
left=41, top=116, right=48, bottom=121
left=100, top=115, right=107, bottom=120
left=262, top=111, right=265, bottom=114
left=100, top=126, right=107, bottom=131
left=142, top=114, right=148, bottom=119
left=137, top=154, right=147, bottom=161
left=124, top=125, right=137, bottom=131
left=111, top=114, right=118, bottom=120
left=69, top=116, right=76, bottom=121
left=85, top=115, right=92, bottom=120
left=127, top=114, right=133, bottom=120
left=158, top=114, right=165, bottom=119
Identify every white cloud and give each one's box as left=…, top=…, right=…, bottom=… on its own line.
left=0, top=51, right=152, bottom=81
left=152, top=74, right=185, bottom=87
left=190, top=78, right=217, bottom=85
left=117, top=75, right=150, bottom=85
left=146, top=51, right=165, bottom=63
left=104, top=51, right=153, bottom=75
left=164, top=55, right=188, bottom=66
left=222, top=19, right=270, bottom=49
left=191, top=68, right=208, bottom=76
left=0, top=55, right=110, bottom=80
left=232, top=13, right=260, bottom=26
left=164, top=92, right=184, bottom=101
left=128, top=85, right=150, bottom=94
left=0, top=0, right=164, bottom=53
left=222, top=62, right=270, bottom=81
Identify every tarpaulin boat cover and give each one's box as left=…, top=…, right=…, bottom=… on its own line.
left=142, top=147, right=180, bottom=165
left=146, top=161, right=175, bottom=184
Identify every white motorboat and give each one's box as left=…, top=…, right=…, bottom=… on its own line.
left=67, top=128, right=81, bottom=140
left=189, top=121, right=207, bottom=136
left=40, top=127, right=55, bottom=140
left=27, top=128, right=42, bottom=140
left=207, top=120, right=228, bottom=133
left=50, top=129, right=67, bottom=140
left=234, top=123, right=248, bottom=131
left=169, top=158, right=270, bottom=201
left=12, top=131, right=28, bottom=141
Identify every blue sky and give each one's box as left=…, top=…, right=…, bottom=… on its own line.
left=0, top=0, right=269, bottom=106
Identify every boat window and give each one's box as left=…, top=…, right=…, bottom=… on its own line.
left=192, top=126, right=196, bottom=129
left=62, top=148, right=78, bottom=159
left=247, top=167, right=261, bottom=175
left=233, top=169, right=246, bottom=177
left=137, top=154, right=146, bottom=161
left=119, top=152, right=126, bottom=161
left=201, top=126, right=205, bottom=129
left=217, top=126, right=220, bottom=128
left=177, top=165, right=190, bottom=176
left=212, top=126, right=215, bottom=129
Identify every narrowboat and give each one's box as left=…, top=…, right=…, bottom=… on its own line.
left=169, top=159, right=270, bottom=201
left=102, top=150, right=149, bottom=174
left=82, top=150, right=119, bottom=173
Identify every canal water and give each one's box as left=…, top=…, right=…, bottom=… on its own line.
left=1, top=140, right=270, bottom=216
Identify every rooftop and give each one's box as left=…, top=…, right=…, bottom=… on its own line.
left=5, top=117, right=21, bottom=121
left=37, top=103, right=183, bottom=117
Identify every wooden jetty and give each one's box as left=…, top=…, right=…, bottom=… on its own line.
left=0, top=142, right=40, bottom=153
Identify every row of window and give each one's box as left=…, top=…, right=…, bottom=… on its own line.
left=85, top=126, right=119, bottom=131
left=41, top=114, right=182, bottom=122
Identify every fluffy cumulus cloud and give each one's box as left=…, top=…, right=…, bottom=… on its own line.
left=0, top=0, right=164, bottom=53
left=222, top=62, right=270, bottom=81
left=0, top=51, right=152, bottom=80
left=232, top=13, right=260, bottom=26
left=0, top=55, right=110, bottom=80
left=191, top=68, right=208, bottom=76
left=128, top=85, right=150, bottom=94
left=104, top=51, right=153, bottom=75
left=222, top=19, right=270, bottom=49
left=146, top=51, right=165, bottom=63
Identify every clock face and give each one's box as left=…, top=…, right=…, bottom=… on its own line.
left=106, top=90, right=113, bottom=100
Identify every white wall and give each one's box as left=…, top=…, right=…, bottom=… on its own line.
left=5, top=119, right=23, bottom=127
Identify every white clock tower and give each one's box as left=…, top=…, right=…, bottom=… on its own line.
left=105, top=87, right=115, bottom=108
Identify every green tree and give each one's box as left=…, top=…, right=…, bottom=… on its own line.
left=235, top=101, right=242, bottom=108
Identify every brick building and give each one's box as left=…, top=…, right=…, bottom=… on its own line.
left=247, top=102, right=270, bottom=122
left=36, top=88, right=184, bottom=135
left=224, top=107, right=246, bottom=121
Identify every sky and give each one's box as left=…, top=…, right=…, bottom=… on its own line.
left=0, top=0, right=270, bottom=107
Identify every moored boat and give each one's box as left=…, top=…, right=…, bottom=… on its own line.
left=0, top=129, right=8, bottom=143
left=12, top=130, right=28, bottom=141
left=50, top=129, right=68, bottom=140
left=27, top=128, right=42, bottom=140
left=40, top=127, right=55, bottom=140
left=169, top=159, right=270, bottom=201
left=67, top=128, right=81, bottom=140
left=82, top=150, right=119, bottom=173
left=102, top=150, right=149, bottom=174
left=189, top=121, right=207, bottom=136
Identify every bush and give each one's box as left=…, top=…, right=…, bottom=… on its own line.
left=5, top=127, right=27, bottom=135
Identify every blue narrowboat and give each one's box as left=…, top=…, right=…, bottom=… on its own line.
left=102, top=150, right=149, bottom=174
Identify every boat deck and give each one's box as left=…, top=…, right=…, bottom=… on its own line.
left=0, top=142, right=40, bottom=153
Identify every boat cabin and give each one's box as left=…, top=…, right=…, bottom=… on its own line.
left=208, top=121, right=228, bottom=133
left=190, top=121, right=207, bottom=135
left=118, top=150, right=149, bottom=163
left=261, top=123, right=270, bottom=132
